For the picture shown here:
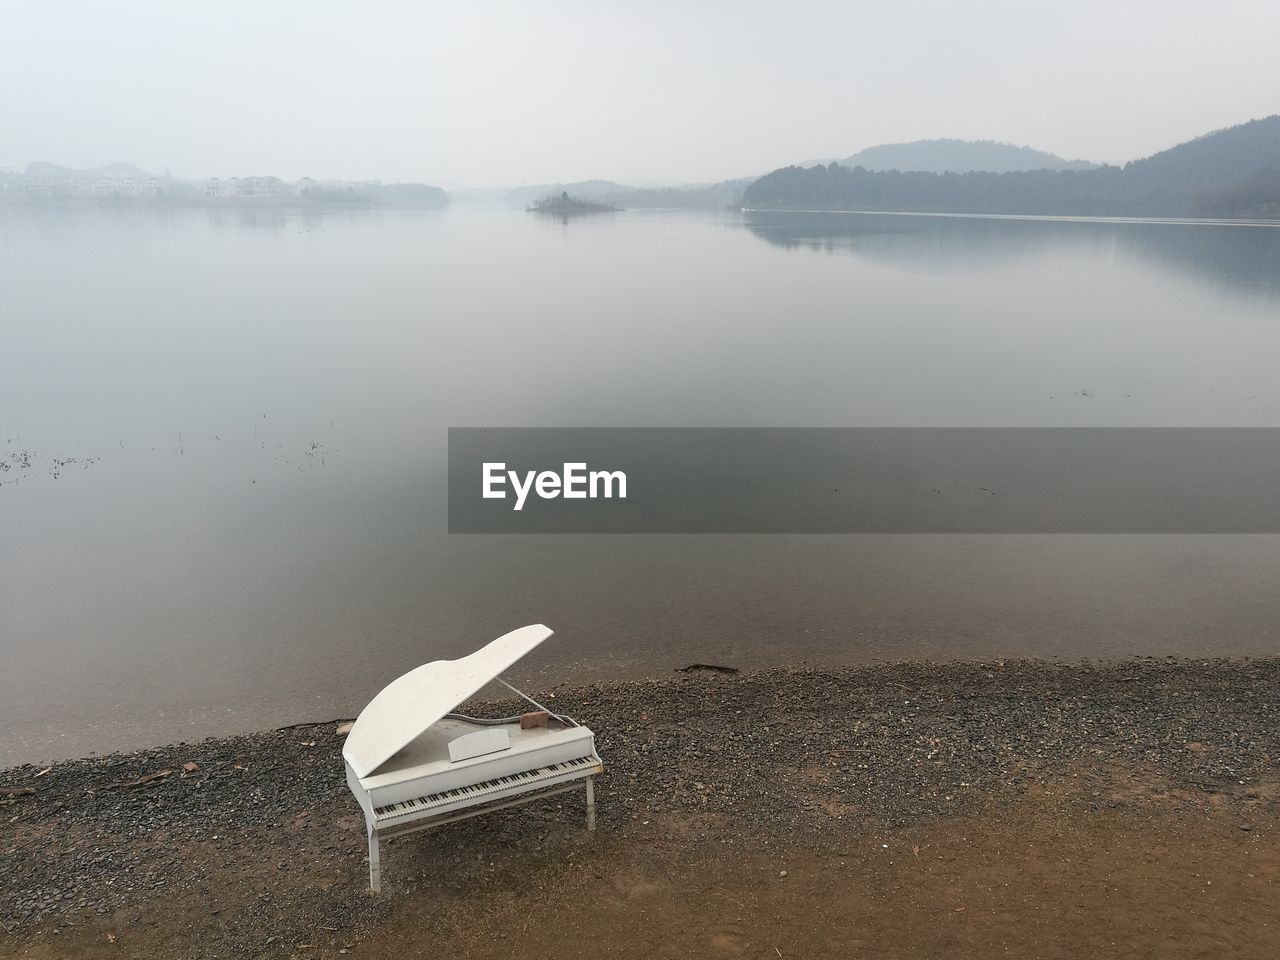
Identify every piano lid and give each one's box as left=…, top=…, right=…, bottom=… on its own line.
left=343, top=624, right=555, bottom=778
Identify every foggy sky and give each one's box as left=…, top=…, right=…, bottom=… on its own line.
left=2, top=0, right=1277, bottom=189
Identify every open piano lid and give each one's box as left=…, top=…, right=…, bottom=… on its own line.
left=343, top=624, right=554, bottom=778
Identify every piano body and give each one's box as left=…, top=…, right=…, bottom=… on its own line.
left=343, top=624, right=602, bottom=892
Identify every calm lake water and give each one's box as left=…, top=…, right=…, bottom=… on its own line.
left=3, top=204, right=1280, bottom=766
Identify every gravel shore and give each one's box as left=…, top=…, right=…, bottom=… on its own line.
left=3, top=657, right=1278, bottom=958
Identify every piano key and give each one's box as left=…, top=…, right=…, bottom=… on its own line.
left=371, top=758, right=603, bottom=825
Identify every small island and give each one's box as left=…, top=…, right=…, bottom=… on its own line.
left=528, top=190, right=620, bottom=215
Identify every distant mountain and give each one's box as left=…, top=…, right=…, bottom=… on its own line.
left=744, top=116, right=1280, bottom=218
left=362, top=182, right=449, bottom=208
left=610, top=178, right=751, bottom=209
left=504, top=180, right=630, bottom=203
left=840, top=139, right=1097, bottom=173
left=449, top=186, right=514, bottom=202
left=25, top=161, right=155, bottom=180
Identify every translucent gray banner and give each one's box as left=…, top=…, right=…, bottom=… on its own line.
left=448, top=428, right=1280, bottom=533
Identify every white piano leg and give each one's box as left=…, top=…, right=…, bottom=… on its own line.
left=585, top=776, right=596, bottom=832
left=367, top=826, right=382, bottom=893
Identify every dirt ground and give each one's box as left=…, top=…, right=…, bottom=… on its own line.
left=9, top=792, right=1279, bottom=959
left=4, top=660, right=1278, bottom=958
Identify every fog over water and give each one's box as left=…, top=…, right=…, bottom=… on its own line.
left=4, top=1, right=1280, bottom=185
left=2, top=205, right=1279, bottom=765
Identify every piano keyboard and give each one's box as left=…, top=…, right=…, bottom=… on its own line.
left=373, top=754, right=602, bottom=826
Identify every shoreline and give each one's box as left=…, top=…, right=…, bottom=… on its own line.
left=741, top=207, right=1280, bottom=226
left=4, top=656, right=1279, bottom=957
left=13, top=644, right=1278, bottom=773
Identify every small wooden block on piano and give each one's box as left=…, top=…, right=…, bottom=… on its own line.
left=520, top=710, right=550, bottom=729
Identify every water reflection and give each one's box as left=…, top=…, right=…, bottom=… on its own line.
left=742, top=211, right=1280, bottom=297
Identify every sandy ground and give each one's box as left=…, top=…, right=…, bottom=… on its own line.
left=3, top=659, right=1278, bottom=958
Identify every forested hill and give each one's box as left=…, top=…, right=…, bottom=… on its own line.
left=744, top=117, right=1280, bottom=218
left=1123, top=116, right=1280, bottom=191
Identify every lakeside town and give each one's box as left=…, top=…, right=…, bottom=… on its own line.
left=0, top=163, right=449, bottom=207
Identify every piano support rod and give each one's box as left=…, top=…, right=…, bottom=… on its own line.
left=495, top=676, right=577, bottom=727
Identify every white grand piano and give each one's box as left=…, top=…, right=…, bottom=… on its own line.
left=343, top=624, right=603, bottom=892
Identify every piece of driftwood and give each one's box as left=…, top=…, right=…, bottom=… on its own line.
left=0, top=786, right=35, bottom=797
left=675, top=663, right=739, bottom=674
left=119, top=769, right=173, bottom=789
left=276, top=717, right=356, bottom=732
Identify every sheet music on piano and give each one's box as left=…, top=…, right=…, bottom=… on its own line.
left=342, top=624, right=603, bottom=892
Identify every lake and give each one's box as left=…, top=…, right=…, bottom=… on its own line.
left=2, top=204, right=1279, bottom=766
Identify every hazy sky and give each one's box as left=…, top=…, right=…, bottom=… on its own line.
left=2, top=1, right=1277, bottom=188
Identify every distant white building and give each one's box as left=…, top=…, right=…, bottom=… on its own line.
left=234, top=176, right=288, bottom=198
left=91, top=177, right=159, bottom=198
left=203, top=176, right=289, bottom=199
left=0, top=171, right=162, bottom=202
